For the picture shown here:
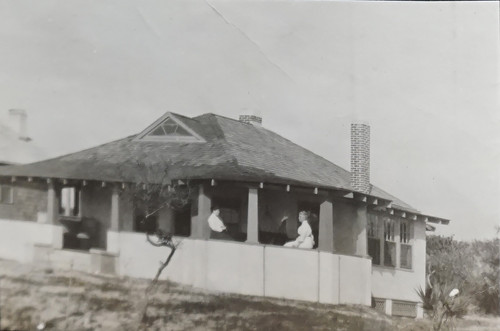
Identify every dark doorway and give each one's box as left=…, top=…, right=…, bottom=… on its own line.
left=174, top=204, right=191, bottom=237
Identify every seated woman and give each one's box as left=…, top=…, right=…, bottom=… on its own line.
left=283, top=211, right=315, bottom=249
left=207, top=206, right=233, bottom=240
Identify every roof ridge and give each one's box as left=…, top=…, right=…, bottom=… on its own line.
left=211, top=116, right=239, bottom=164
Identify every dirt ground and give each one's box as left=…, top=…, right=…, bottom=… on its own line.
left=0, top=259, right=498, bottom=331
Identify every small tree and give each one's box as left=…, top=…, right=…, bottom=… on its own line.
left=117, top=156, right=195, bottom=326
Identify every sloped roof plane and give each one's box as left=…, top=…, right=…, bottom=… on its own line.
left=0, top=111, right=416, bottom=211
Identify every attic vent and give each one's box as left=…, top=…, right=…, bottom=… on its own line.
left=148, top=117, right=190, bottom=137
left=137, top=114, right=205, bottom=143
left=239, top=115, right=262, bottom=126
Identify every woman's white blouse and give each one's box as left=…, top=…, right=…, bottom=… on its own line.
left=297, top=221, right=313, bottom=243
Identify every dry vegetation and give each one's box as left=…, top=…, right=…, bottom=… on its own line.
left=1, top=259, right=498, bottom=331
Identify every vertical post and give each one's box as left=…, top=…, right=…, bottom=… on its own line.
left=107, top=186, right=120, bottom=253
left=319, top=200, right=334, bottom=252
left=64, top=188, right=72, bottom=216
left=191, top=183, right=211, bottom=239
left=385, top=299, right=393, bottom=316
left=110, top=186, right=120, bottom=231
left=47, top=182, right=58, bottom=224
left=395, top=219, right=401, bottom=268
left=246, top=188, right=259, bottom=243
left=354, top=204, right=368, bottom=256
left=47, top=181, right=62, bottom=249
left=379, top=215, right=385, bottom=266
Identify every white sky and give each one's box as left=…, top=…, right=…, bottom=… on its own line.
left=0, top=0, right=498, bottom=240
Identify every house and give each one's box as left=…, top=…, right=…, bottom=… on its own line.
left=0, top=111, right=449, bottom=318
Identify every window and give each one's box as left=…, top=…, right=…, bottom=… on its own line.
left=384, top=218, right=396, bottom=267
left=60, top=187, right=80, bottom=217
left=0, top=185, right=14, bottom=204
left=367, top=215, right=381, bottom=265
left=369, top=212, right=414, bottom=269
left=400, top=221, right=412, bottom=269
left=400, top=220, right=411, bottom=244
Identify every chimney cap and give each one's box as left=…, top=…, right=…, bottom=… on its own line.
left=239, top=114, right=262, bottom=126
left=351, top=120, right=370, bottom=126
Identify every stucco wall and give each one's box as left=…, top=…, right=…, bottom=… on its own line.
left=117, top=233, right=372, bottom=305
left=264, top=245, right=319, bottom=301
left=0, top=218, right=54, bottom=263
left=0, top=183, right=47, bottom=222
left=333, top=201, right=358, bottom=255
left=371, top=220, right=426, bottom=302
left=81, top=185, right=112, bottom=249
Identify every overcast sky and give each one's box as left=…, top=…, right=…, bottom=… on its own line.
left=0, top=0, right=498, bottom=240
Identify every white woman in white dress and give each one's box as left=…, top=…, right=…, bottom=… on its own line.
left=283, top=211, right=315, bottom=249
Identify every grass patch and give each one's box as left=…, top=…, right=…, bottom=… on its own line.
left=87, top=296, right=133, bottom=312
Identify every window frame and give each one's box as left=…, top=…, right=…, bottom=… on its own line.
left=368, top=211, right=414, bottom=271
left=399, top=220, right=413, bottom=269
left=367, top=214, right=381, bottom=265
left=383, top=218, right=397, bottom=267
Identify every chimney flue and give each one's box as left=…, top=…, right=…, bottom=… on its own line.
left=351, top=122, right=370, bottom=194
left=8, top=109, right=30, bottom=141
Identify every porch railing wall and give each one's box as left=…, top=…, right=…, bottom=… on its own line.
left=118, top=232, right=372, bottom=306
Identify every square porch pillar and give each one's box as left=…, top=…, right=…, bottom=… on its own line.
left=47, top=182, right=58, bottom=224
left=47, top=182, right=63, bottom=249
left=318, top=200, right=334, bottom=252
left=246, top=188, right=259, bottom=244
left=354, top=204, right=368, bottom=256
left=191, top=184, right=211, bottom=239
left=110, top=186, right=120, bottom=231
left=107, top=186, right=120, bottom=253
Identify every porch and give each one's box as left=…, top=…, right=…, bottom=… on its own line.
left=42, top=179, right=372, bottom=258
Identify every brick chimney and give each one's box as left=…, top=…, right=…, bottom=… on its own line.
left=239, top=114, right=262, bottom=127
left=351, top=122, right=370, bottom=194
left=8, top=109, right=30, bottom=141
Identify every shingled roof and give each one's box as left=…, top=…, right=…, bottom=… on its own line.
left=0, top=112, right=416, bottom=211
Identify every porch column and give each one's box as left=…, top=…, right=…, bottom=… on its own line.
left=354, top=204, right=368, bottom=256
left=318, top=200, right=334, bottom=252
left=63, top=188, right=72, bottom=216
left=47, top=182, right=58, bottom=224
left=191, top=184, right=211, bottom=239
left=246, top=188, right=259, bottom=244
left=110, top=186, right=120, bottom=231
left=47, top=182, right=63, bottom=248
left=107, top=186, right=120, bottom=253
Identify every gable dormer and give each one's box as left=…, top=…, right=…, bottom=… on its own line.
left=135, top=112, right=205, bottom=143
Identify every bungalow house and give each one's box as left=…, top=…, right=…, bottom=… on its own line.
left=0, top=111, right=448, bottom=318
